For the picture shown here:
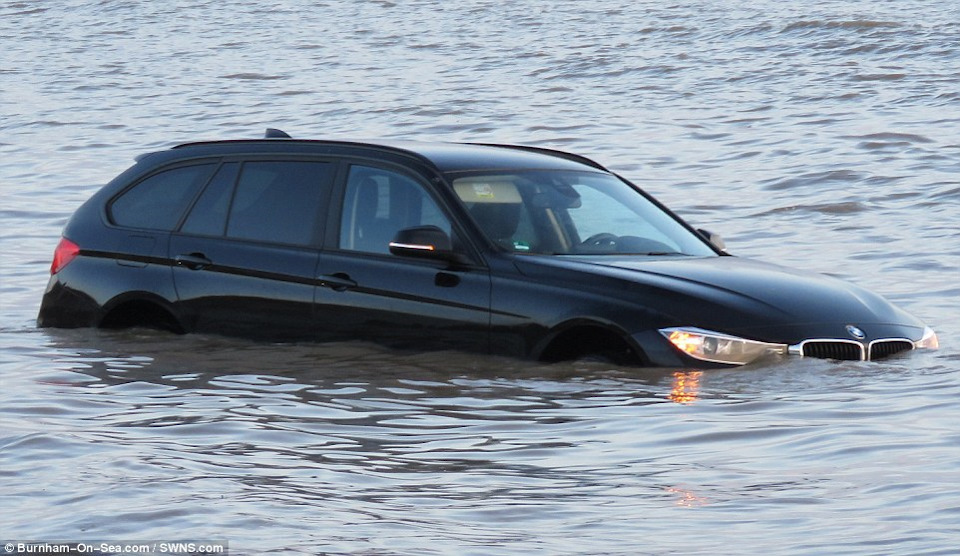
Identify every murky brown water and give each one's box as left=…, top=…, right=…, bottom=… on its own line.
left=2, top=1, right=959, bottom=554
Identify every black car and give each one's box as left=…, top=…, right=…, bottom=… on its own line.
left=38, top=130, right=939, bottom=368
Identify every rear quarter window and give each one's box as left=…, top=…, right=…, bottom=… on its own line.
left=109, top=164, right=216, bottom=230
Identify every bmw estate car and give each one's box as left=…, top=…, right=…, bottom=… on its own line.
left=38, top=130, right=939, bottom=368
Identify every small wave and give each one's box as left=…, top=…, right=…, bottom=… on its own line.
left=408, top=42, right=444, bottom=50
left=782, top=20, right=902, bottom=33
left=857, top=141, right=914, bottom=150
left=24, top=120, right=83, bottom=128
left=4, top=5, right=48, bottom=16
left=763, top=170, right=867, bottom=191
left=690, top=131, right=732, bottom=140
left=852, top=73, right=906, bottom=82
left=637, top=25, right=697, bottom=36
left=717, top=22, right=776, bottom=40
left=929, top=185, right=960, bottom=201
left=754, top=201, right=868, bottom=217
left=846, top=132, right=934, bottom=144
left=219, top=73, right=287, bottom=81
left=934, top=92, right=960, bottom=102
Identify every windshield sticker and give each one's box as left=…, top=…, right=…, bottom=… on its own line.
left=473, top=184, right=495, bottom=199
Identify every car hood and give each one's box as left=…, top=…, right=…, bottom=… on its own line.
left=512, top=255, right=924, bottom=343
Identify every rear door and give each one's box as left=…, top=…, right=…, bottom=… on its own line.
left=103, top=162, right=219, bottom=307
left=169, top=159, right=335, bottom=339
left=315, top=163, right=492, bottom=353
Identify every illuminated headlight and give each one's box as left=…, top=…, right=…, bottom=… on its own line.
left=915, top=326, right=939, bottom=350
left=659, top=327, right=788, bottom=365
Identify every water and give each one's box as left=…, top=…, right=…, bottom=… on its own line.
left=2, top=1, right=959, bottom=554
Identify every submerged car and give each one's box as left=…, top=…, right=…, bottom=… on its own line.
left=38, top=130, right=938, bottom=368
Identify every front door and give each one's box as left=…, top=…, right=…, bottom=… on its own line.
left=315, top=164, right=491, bottom=353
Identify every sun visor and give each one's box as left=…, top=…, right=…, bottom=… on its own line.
left=453, top=178, right=522, bottom=204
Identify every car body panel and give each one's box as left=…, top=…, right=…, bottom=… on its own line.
left=315, top=251, right=492, bottom=352
left=169, top=234, right=321, bottom=340
left=510, top=255, right=924, bottom=341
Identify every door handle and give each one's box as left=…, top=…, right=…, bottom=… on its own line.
left=175, top=253, right=212, bottom=270
left=318, top=272, right=357, bottom=292
left=435, top=271, right=460, bottom=288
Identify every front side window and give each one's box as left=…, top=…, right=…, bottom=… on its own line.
left=225, top=161, right=333, bottom=246
left=339, top=165, right=453, bottom=254
left=110, top=164, right=216, bottom=230
left=450, top=170, right=716, bottom=256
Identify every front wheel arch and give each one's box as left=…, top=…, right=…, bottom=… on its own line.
left=536, top=322, right=645, bottom=366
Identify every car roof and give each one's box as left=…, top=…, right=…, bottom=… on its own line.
left=164, top=132, right=609, bottom=174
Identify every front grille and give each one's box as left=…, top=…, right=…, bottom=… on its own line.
left=869, top=340, right=914, bottom=360
left=801, top=341, right=864, bottom=361
left=796, top=338, right=916, bottom=361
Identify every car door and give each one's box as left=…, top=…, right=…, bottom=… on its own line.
left=104, top=161, right=219, bottom=304
left=314, top=163, right=492, bottom=353
left=169, top=159, right=335, bottom=339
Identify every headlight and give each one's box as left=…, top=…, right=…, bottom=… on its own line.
left=915, top=326, right=939, bottom=350
left=659, top=327, right=787, bottom=365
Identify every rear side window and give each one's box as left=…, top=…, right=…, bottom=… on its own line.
left=110, top=164, right=215, bottom=230
left=225, top=161, right=334, bottom=246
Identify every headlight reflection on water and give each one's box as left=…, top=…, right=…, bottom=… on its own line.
left=668, top=370, right=703, bottom=404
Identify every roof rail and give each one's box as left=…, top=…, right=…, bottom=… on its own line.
left=464, top=142, right=608, bottom=171
left=265, top=128, right=291, bottom=139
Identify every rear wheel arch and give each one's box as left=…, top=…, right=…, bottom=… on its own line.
left=99, top=293, right=185, bottom=334
left=536, top=320, right=645, bottom=365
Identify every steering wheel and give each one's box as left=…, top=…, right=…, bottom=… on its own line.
left=579, top=233, right=619, bottom=250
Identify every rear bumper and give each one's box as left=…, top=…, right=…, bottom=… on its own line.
left=37, top=277, right=101, bottom=328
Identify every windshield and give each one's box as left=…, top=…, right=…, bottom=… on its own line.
left=450, top=170, right=717, bottom=256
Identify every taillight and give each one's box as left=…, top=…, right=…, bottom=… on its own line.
left=50, top=237, right=81, bottom=275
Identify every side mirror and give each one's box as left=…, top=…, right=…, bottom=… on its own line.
left=697, top=228, right=728, bottom=253
left=389, top=226, right=468, bottom=264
